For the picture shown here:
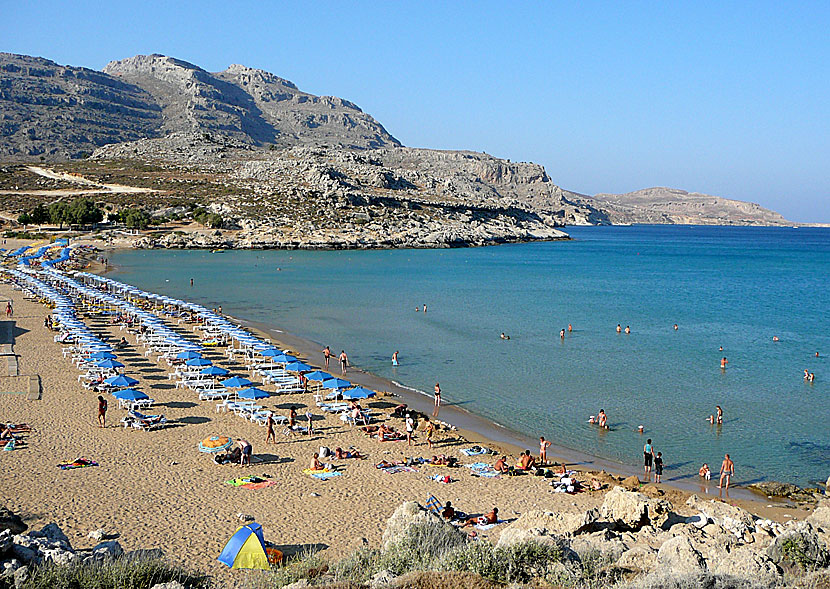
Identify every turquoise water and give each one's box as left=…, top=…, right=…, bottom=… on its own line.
left=109, top=226, right=830, bottom=486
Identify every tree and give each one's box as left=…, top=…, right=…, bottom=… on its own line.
left=119, top=208, right=151, bottom=229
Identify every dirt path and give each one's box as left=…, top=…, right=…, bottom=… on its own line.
left=0, top=166, right=158, bottom=196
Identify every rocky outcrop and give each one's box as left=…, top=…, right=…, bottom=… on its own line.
left=495, top=509, right=598, bottom=549
left=600, top=486, right=672, bottom=530
left=768, top=521, right=830, bottom=571
left=0, top=508, right=26, bottom=535
left=381, top=501, right=459, bottom=551
left=654, top=535, right=706, bottom=575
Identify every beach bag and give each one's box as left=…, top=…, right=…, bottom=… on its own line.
left=544, top=469, right=554, bottom=478
left=319, top=446, right=331, bottom=458
left=534, top=468, right=545, bottom=477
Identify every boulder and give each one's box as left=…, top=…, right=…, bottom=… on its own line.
left=0, top=529, right=12, bottom=554
left=621, top=476, right=641, bottom=490
left=685, top=494, right=756, bottom=537
left=613, top=545, right=657, bottom=574
left=13, top=565, right=28, bottom=589
left=381, top=502, right=456, bottom=552
left=90, top=540, right=124, bottom=560
left=496, top=509, right=598, bottom=548
left=768, top=521, right=830, bottom=570
left=807, top=499, right=830, bottom=531
left=41, top=547, right=78, bottom=566
left=654, top=535, right=706, bottom=575
left=1, top=558, right=22, bottom=577
left=10, top=544, right=37, bottom=565
left=710, top=546, right=782, bottom=587
left=0, top=508, right=26, bottom=535
left=29, top=523, right=71, bottom=550
left=87, top=529, right=105, bottom=542
left=600, top=486, right=672, bottom=530
left=570, top=529, right=626, bottom=562
left=369, top=569, right=397, bottom=589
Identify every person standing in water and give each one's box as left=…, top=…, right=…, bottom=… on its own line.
left=423, top=304, right=428, bottom=313
left=721, top=357, right=728, bottom=369
left=616, top=324, right=622, bottom=333
left=432, top=383, right=441, bottom=416
left=624, top=325, right=631, bottom=334
left=190, top=278, right=194, bottom=287
left=559, top=328, right=565, bottom=340
left=716, top=405, right=723, bottom=424
left=322, top=346, right=332, bottom=370
left=568, top=324, right=573, bottom=332
left=673, top=324, right=678, bottom=330
left=718, top=453, right=734, bottom=494
left=392, top=351, right=399, bottom=366
left=654, top=451, right=664, bottom=483
left=643, top=439, right=654, bottom=479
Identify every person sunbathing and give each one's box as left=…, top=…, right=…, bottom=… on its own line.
left=310, top=453, right=324, bottom=471
left=494, top=455, right=509, bottom=473
left=516, top=450, right=536, bottom=471
left=462, top=507, right=499, bottom=527
left=335, top=447, right=365, bottom=459
left=375, top=459, right=399, bottom=469
left=0, top=425, right=17, bottom=441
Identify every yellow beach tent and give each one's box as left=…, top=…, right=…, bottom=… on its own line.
left=217, top=523, right=270, bottom=570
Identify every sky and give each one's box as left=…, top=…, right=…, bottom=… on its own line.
left=3, top=2, right=829, bottom=222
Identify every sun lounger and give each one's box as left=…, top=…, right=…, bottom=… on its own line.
left=198, top=389, right=231, bottom=401
left=124, top=411, right=167, bottom=431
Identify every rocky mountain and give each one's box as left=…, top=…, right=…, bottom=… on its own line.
left=0, top=53, right=162, bottom=160
left=0, top=52, right=398, bottom=161
left=573, top=187, right=791, bottom=226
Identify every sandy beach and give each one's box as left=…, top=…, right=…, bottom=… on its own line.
left=0, top=267, right=815, bottom=586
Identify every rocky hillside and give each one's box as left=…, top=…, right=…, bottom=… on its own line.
left=575, top=187, right=791, bottom=226
left=0, top=52, right=398, bottom=161
left=0, top=53, right=162, bottom=160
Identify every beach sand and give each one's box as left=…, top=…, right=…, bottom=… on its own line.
left=0, top=279, right=811, bottom=587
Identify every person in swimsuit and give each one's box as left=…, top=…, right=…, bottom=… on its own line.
left=288, top=406, right=297, bottom=428
left=559, top=329, right=565, bottom=339
left=392, top=351, right=399, bottom=366
left=5, top=301, right=12, bottom=317
left=616, top=324, right=622, bottom=333
left=718, top=453, right=734, bottom=493
left=654, top=451, right=663, bottom=483
left=339, top=350, right=348, bottom=375
left=322, top=346, right=332, bottom=370
left=97, top=395, right=107, bottom=428
left=265, top=414, right=276, bottom=444
left=625, top=325, right=631, bottom=334
left=494, top=456, right=509, bottom=473
left=311, top=452, right=323, bottom=471
left=517, top=450, right=536, bottom=471
left=405, top=414, right=414, bottom=446
left=716, top=405, right=723, bottom=424
left=674, top=324, right=678, bottom=330
left=441, top=501, right=456, bottom=520
left=568, top=324, right=573, bottom=332
left=432, top=383, right=441, bottom=416
left=462, top=507, right=498, bottom=527
left=643, top=439, right=654, bottom=478
left=238, top=439, right=252, bottom=466
left=305, top=410, right=314, bottom=435
left=597, top=409, right=608, bottom=430
left=539, top=436, right=551, bottom=464
left=721, top=357, right=728, bottom=369
left=423, top=304, right=427, bottom=313
left=423, top=417, right=436, bottom=449
left=699, top=463, right=711, bottom=480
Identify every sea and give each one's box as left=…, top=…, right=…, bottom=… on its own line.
left=109, top=225, right=830, bottom=487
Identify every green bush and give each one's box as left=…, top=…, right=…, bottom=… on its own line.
left=16, top=556, right=208, bottom=589
left=261, top=548, right=329, bottom=588
left=192, top=207, right=223, bottom=229
left=500, top=539, right=561, bottom=583
left=377, top=520, right=468, bottom=575
left=439, top=541, right=506, bottom=582
left=116, top=208, right=151, bottom=229
left=330, top=547, right=380, bottom=584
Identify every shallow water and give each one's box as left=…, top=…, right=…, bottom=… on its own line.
left=110, top=225, right=830, bottom=486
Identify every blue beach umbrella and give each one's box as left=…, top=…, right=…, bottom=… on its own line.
left=284, top=361, right=312, bottom=372
left=342, top=387, right=376, bottom=400
left=237, top=387, right=270, bottom=400
left=104, top=374, right=139, bottom=388
left=111, top=388, right=149, bottom=401
left=322, top=378, right=352, bottom=390
left=89, top=351, right=117, bottom=360
left=177, top=350, right=203, bottom=360
left=259, top=348, right=283, bottom=357
left=304, top=371, right=332, bottom=382
left=186, top=357, right=213, bottom=367
left=201, top=366, right=229, bottom=376
left=96, top=359, right=124, bottom=369
left=221, top=376, right=253, bottom=388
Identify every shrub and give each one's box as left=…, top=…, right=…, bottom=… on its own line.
left=500, top=539, right=562, bottom=584
left=439, top=540, right=506, bottom=582
left=17, top=556, right=208, bottom=589
left=330, top=547, right=381, bottom=584
left=377, top=520, right=468, bottom=575
left=192, top=207, right=223, bottom=229
left=261, top=548, right=329, bottom=588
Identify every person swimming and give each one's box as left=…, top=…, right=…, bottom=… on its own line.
left=568, top=324, right=573, bottom=332
left=673, top=324, right=678, bottom=330
left=772, top=336, right=779, bottom=342
left=624, top=325, right=631, bottom=334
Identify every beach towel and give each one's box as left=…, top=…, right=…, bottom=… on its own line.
left=431, top=474, right=453, bottom=484
left=3, top=440, right=15, bottom=451
left=58, top=458, right=98, bottom=470
left=460, top=447, right=488, bottom=456
left=226, top=476, right=271, bottom=487
left=464, top=462, right=500, bottom=478
left=303, top=468, right=342, bottom=480
left=464, top=462, right=491, bottom=470
left=240, top=481, right=277, bottom=490
left=474, top=519, right=503, bottom=531
left=424, top=495, right=442, bottom=515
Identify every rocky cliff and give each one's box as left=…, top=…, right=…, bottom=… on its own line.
left=575, top=187, right=791, bottom=226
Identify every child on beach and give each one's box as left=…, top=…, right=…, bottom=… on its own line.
left=654, top=452, right=663, bottom=483
left=699, top=463, right=711, bottom=480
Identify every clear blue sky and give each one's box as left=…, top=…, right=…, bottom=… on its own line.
left=4, top=2, right=829, bottom=222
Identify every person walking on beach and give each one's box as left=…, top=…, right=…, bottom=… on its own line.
left=305, top=410, right=314, bottom=435
left=643, top=439, right=654, bottom=479
left=539, top=436, right=551, bottom=465
left=265, top=413, right=276, bottom=444
left=654, top=451, right=664, bottom=483
left=718, top=453, right=734, bottom=495
left=339, top=350, right=349, bottom=374
left=322, top=346, right=332, bottom=370
left=97, top=395, right=107, bottom=428
left=5, top=301, right=12, bottom=317
left=288, top=406, right=297, bottom=428
left=405, top=414, right=414, bottom=446
left=432, top=382, right=441, bottom=417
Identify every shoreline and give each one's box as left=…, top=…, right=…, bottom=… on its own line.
left=97, top=252, right=817, bottom=511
